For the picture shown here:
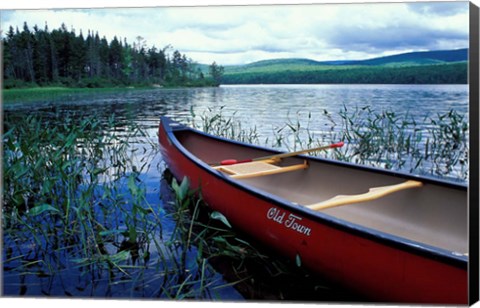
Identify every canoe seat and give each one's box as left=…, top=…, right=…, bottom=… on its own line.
left=307, top=180, right=423, bottom=211
left=215, top=159, right=308, bottom=179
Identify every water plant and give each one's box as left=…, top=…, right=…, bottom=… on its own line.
left=2, top=111, right=204, bottom=297
left=4, top=110, right=348, bottom=300
left=333, top=105, right=469, bottom=180
left=190, top=106, right=261, bottom=145
left=188, top=105, right=469, bottom=182
left=2, top=112, right=165, bottom=296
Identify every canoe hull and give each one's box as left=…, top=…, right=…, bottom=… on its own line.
left=158, top=118, right=467, bottom=304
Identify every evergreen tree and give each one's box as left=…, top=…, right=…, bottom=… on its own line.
left=2, top=21, right=221, bottom=88
left=209, top=61, right=224, bottom=86
left=3, top=26, right=16, bottom=80
left=18, top=22, right=36, bottom=83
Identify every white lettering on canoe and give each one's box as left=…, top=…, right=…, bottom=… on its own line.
left=267, top=207, right=311, bottom=236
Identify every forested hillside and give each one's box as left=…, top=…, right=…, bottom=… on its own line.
left=222, top=62, right=467, bottom=84
left=222, top=49, right=468, bottom=85
left=2, top=22, right=222, bottom=89
left=322, top=48, right=468, bottom=66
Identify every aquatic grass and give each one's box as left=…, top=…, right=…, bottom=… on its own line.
left=334, top=105, right=426, bottom=169
left=333, top=105, right=469, bottom=180
left=270, top=110, right=315, bottom=152
left=190, top=106, right=261, bottom=145
left=426, top=109, right=469, bottom=178
left=4, top=110, right=284, bottom=299
left=189, top=105, right=468, bottom=182
left=2, top=111, right=172, bottom=296
left=5, top=102, right=465, bottom=300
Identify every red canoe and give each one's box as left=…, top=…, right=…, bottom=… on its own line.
left=158, top=116, right=468, bottom=304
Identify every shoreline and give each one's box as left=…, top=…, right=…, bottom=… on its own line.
left=2, top=85, right=219, bottom=105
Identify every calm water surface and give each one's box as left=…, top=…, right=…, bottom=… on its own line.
left=3, top=84, right=469, bottom=300
left=8, top=84, right=469, bottom=176
left=6, top=84, right=469, bottom=134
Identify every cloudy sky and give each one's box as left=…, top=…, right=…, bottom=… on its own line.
left=0, top=0, right=471, bottom=65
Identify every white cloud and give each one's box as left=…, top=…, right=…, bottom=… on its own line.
left=1, top=1, right=470, bottom=65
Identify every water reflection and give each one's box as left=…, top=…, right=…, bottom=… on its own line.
left=6, top=84, right=468, bottom=130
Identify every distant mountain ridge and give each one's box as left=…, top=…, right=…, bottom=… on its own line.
left=219, top=48, right=468, bottom=85
left=322, top=48, right=468, bottom=66
left=225, top=48, right=468, bottom=70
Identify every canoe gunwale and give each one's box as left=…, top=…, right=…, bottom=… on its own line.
left=160, top=117, right=468, bottom=269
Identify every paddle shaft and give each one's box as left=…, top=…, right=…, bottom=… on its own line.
left=220, top=141, right=344, bottom=165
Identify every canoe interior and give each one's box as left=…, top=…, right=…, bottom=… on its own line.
left=174, top=129, right=468, bottom=255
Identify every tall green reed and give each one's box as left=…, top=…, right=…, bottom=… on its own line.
left=4, top=111, right=290, bottom=299
left=334, top=105, right=469, bottom=180
left=190, top=106, right=261, bottom=145
left=188, top=105, right=469, bottom=181
left=2, top=112, right=168, bottom=296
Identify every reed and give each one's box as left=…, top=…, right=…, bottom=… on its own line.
left=5, top=111, right=315, bottom=299
left=189, top=105, right=469, bottom=182
left=5, top=114, right=138, bottom=295
left=334, top=106, right=469, bottom=180
left=190, top=106, right=261, bottom=145
left=3, top=112, right=176, bottom=297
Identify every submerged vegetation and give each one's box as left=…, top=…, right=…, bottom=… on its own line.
left=3, top=113, right=167, bottom=296
left=3, top=113, right=241, bottom=298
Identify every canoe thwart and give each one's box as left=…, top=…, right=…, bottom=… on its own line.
left=307, top=180, right=423, bottom=211
left=215, top=159, right=308, bottom=179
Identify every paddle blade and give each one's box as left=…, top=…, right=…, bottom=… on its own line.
left=330, top=141, right=344, bottom=148
left=220, top=158, right=253, bottom=165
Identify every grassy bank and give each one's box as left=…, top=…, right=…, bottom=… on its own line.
left=2, top=86, right=147, bottom=105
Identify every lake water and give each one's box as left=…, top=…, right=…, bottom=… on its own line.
left=2, top=84, right=469, bottom=300
left=7, top=84, right=468, bottom=125
left=6, top=84, right=469, bottom=151
left=7, top=83, right=469, bottom=180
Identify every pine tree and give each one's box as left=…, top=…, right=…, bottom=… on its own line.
left=2, top=21, right=222, bottom=88
left=209, top=61, right=224, bottom=86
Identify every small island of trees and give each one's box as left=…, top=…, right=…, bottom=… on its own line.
left=3, top=22, right=224, bottom=89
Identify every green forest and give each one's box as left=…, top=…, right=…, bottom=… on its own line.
left=222, top=61, right=468, bottom=84
left=2, top=22, right=224, bottom=89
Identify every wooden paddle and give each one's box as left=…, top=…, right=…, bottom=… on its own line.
left=218, top=141, right=344, bottom=166
left=307, top=180, right=423, bottom=211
